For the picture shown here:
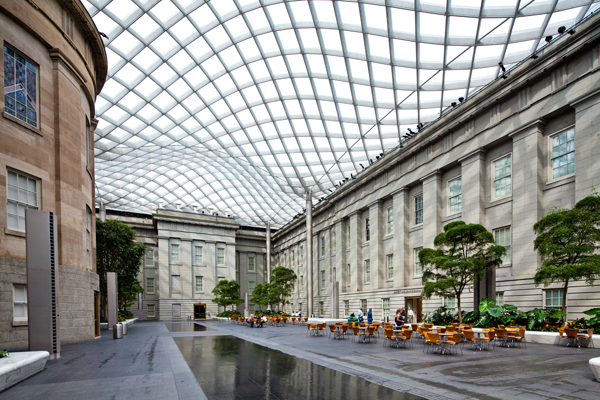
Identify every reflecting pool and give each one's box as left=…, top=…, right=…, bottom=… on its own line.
left=164, top=322, right=214, bottom=332
left=174, top=336, right=423, bottom=400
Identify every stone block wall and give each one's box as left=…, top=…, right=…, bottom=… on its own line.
left=0, top=257, right=27, bottom=349
left=58, top=265, right=99, bottom=344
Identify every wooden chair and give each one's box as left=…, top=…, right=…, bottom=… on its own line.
left=557, top=327, right=566, bottom=346
left=565, top=328, right=579, bottom=346
left=494, top=329, right=507, bottom=347
left=513, top=326, right=527, bottom=348
left=463, top=329, right=478, bottom=350
left=480, top=331, right=496, bottom=350
left=341, top=324, right=349, bottom=338
left=411, top=324, right=418, bottom=332
left=452, top=323, right=459, bottom=328
left=577, top=328, right=595, bottom=348
left=423, top=332, right=440, bottom=354
left=328, top=324, right=337, bottom=339
left=383, top=328, right=398, bottom=348
left=307, top=323, right=317, bottom=336
left=445, top=326, right=455, bottom=333
left=367, top=326, right=376, bottom=343
left=397, top=329, right=414, bottom=349
left=318, top=323, right=326, bottom=335
left=444, top=332, right=463, bottom=355
left=352, top=326, right=365, bottom=343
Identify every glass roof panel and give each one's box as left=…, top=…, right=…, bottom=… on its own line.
left=92, top=0, right=596, bottom=227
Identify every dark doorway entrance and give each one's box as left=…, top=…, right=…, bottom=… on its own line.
left=194, top=303, right=206, bottom=320
left=405, top=296, right=423, bottom=323
left=94, top=291, right=100, bottom=337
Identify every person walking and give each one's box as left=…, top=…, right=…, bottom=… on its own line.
left=395, top=309, right=403, bottom=327
left=399, top=307, right=405, bottom=324
left=358, top=308, right=364, bottom=324
left=367, top=308, right=373, bottom=325
left=407, top=307, right=415, bottom=324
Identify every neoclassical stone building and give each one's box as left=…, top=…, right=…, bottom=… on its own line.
left=271, top=12, right=600, bottom=322
left=0, top=0, right=107, bottom=348
left=108, top=209, right=268, bottom=321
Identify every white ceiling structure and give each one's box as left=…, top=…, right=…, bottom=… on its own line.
left=86, top=0, right=600, bottom=228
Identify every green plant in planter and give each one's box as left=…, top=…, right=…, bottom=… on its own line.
left=0, top=350, right=9, bottom=358
left=465, top=298, right=521, bottom=328
left=423, top=306, right=456, bottom=326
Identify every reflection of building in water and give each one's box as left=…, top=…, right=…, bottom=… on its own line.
left=107, top=209, right=267, bottom=320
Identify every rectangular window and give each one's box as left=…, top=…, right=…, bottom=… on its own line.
left=13, top=284, right=27, bottom=321
left=344, top=300, right=349, bottom=317
left=86, top=206, right=92, bottom=270
left=346, top=224, right=350, bottom=249
left=494, top=227, right=511, bottom=265
left=4, top=45, right=38, bottom=128
left=248, top=256, right=255, bottom=271
left=347, top=264, right=351, bottom=286
left=496, top=292, right=504, bottom=306
left=217, top=248, right=225, bottom=264
left=319, top=301, right=324, bottom=317
left=7, top=169, right=39, bottom=231
left=332, top=229, right=336, bottom=253
left=493, top=154, right=512, bottom=199
left=171, top=275, right=181, bottom=294
left=361, top=299, right=367, bottom=311
left=321, top=236, right=325, bottom=256
left=146, top=278, right=155, bottom=294
left=414, top=193, right=423, bottom=225
left=551, top=129, right=575, bottom=179
left=448, top=177, right=462, bottom=214
left=444, top=296, right=456, bottom=313
left=387, top=206, right=393, bottom=235
left=195, top=276, right=203, bottom=293
left=383, top=298, right=390, bottom=319
left=195, top=246, right=203, bottom=264
left=364, top=259, right=371, bottom=283
left=321, top=270, right=325, bottom=289
left=147, top=304, right=155, bottom=317
left=545, top=289, right=564, bottom=310
left=248, top=280, right=256, bottom=293
left=172, top=304, right=181, bottom=318
left=170, top=244, right=179, bottom=262
left=364, top=217, right=370, bottom=242
left=146, top=249, right=154, bottom=266
left=414, top=247, right=423, bottom=276
left=386, top=254, right=393, bottom=280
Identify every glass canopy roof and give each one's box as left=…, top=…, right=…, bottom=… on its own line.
left=86, top=0, right=599, bottom=228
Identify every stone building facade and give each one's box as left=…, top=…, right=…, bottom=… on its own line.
left=108, top=209, right=267, bottom=321
left=272, top=13, right=600, bottom=322
left=0, top=0, right=106, bottom=348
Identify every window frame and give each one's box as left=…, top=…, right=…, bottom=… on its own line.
left=549, top=128, right=575, bottom=181
left=382, top=298, right=390, bottom=319
left=386, top=206, right=393, bottom=235
left=496, top=292, right=504, bottom=306
left=248, top=256, right=255, bottom=271
left=217, top=248, right=225, bottom=265
left=386, top=254, right=393, bottom=281
left=300, top=245, right=304, bottom=265
left=544, top=289, right=565, bottom=311
left=85, top=118, right=91, bottom=169
left=347, top=264, right=351, bottom=286
left=146, top=249, right=154, bottom=266
left=321, top=270, right=325, bottom=290
left=491, top=153, right=512, bottom=201
left=171, top=275, right=181, bottom=294
left=364, top=217, right=370, bottom=242
left=170, top=244, right=180, bottom=263
left=248, top=280, right=256, bottom=293
left=344, top=300, right=349, bottom=317
left=300, top=275, right=304, bottom=292
left=414, top=247, right=423, bottom=277
left=6, top=168, right=40, bottom=232
left=321, top=235, right=325, bottom=257
left=195, top=276, right=203, bottom=293
left=447, top=176, right=462, bottom=214
left=332, top=228, right=336, bottom=254
left=444, top=296, right=456, bottom=313
left=3, top=44, right=40, bottom=129
left=195, top=246, right=203, bottom=264
left=146, top=277, right=155, bottom=294
left=364, top=259, right=370, bottom=284
left=413, top=193, right=423, bottom=226
left=13, top=284, right=28, bottom=322
left=346, top=223, right=351, bottom=249
left=493, top=226, right=511, bottom=265
left=147, top=304, right=155, bottom=317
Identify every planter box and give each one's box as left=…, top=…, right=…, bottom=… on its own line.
left=590, top=357, right=600, bottom=382
left=468, top=327, right=600, bottom=347
left=100, top=317, right=137, bottom=330
left=0, top=351, right=49, bottom=392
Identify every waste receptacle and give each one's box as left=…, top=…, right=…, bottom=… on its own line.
left=122, top=322, right=128, bottom=335
left=113, top=323, right=123, bottom=339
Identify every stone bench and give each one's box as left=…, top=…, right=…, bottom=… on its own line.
left=0, top=351, right=49, bottom=392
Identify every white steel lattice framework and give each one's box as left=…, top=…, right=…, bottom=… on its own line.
left=86, top=0, right=600, bottom=228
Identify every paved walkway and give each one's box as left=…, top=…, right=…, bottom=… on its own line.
left=2, top=320, right=599, bottom=399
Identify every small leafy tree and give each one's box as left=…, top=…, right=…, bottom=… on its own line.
left=420, top=221, right=506, bottom=323
left=269, top=266, right=297, bottom=311
left=251, top=283, right=269, bottom=309
left=211, top=280, right=243, bottom=311
left=96, top=219, right=146, bottom=315
left=533, top=193, right=600, bottom=319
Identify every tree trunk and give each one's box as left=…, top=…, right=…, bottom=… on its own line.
left=457, top=295, right=463, bottom=324
left=563, top=280, right=569, bottom=323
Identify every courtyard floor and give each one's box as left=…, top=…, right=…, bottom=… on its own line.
left=1, top=320, right=599, bottom=399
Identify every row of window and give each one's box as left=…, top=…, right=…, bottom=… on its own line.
left=148, top=275, right=227, bottom=295
left=166, top=244, right=225, bottom=265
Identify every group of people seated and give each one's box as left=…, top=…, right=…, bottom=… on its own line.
left=347, top=307, right=416, bottom=326
left=246, top=314, right=267, bottom=328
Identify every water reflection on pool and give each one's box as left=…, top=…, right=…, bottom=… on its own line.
left=164, top=322, right=214, bottom=332
left=174, top=336, right=423, bottom=400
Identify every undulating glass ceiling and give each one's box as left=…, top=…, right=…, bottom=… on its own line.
left=86, top=0, right=600, bottom=228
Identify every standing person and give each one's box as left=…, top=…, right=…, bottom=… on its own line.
left=358, top=308, right=364, bottom=324
left=395, top=309, right=402, bottom=327
left=407, top=307, right=415, bottom=324
left=367, top=308, right=373, bottom=325
left=399, top=307, right=405, bottom=324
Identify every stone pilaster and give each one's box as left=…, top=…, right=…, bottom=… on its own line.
left=392, top=188, right=409, bottom=288
left=421, top=171, right=443, bottom=249
left=509, top=120, right=545, bottom=278
left=459, top=149, right=487, bottom=225
left=158, top=238, right=170, bottom=303
left=368, top=201, right=383, bottom=290
left=571, top=89, right=600, bottom=201
left=348, top=211, right=363, bottom=292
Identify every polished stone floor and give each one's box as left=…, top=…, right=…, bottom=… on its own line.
left=1, top=320, right=599, bottom=399
left=164, top=321, right=215, bottom=332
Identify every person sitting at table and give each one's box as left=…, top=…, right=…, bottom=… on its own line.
left=367, top=308, right=373, bottom=325
left=256, top=314, right=264, bottom=327
left=247, top=316, right=254, bottom=328
left=395, top=309, right=403, bottom=327
left=348, top=313, right=358, bottom=326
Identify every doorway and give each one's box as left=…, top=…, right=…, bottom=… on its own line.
left=194, top=303, right=206, bottom=320
left=405, top=297, right=423, bottom=323
left=94, top=291, right=100, bottom=337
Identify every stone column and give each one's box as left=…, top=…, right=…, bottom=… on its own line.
left=333, top=220, right=344, bottom=283
left=421, top=171, right=443, bottom=249
left=158, top=237, right=170, bottom=315
left=266, top=224, right=271, bottom=281
left=392, top=188, right=409, bottom=287
left=99, top=201, right=106, bottom=221
left=571, top=90, right=600, bottom=201
left=509, top=120, right=545, bottom=279
left=306, top=192, right=313, bottom=318
left=348, top=211, right=363, bottom=292
left=369, top=201, right=383, bottom=290
left=459, top=149, right=487, bottom=225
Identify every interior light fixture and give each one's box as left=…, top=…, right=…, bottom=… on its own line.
left=558, top=26, right=566, bottom=34
left=458, top=97, right=464, bottom=103
left=545, top=35, right=553, bottom=42
left=498, top=62, right=506, bottom=73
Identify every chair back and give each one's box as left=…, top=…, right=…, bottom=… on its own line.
left=464, top=330, right=474, bottom=341
left=495, top=329, right=507, bottom=338
left=519, top=327, right=526, bottom=338
left=452, top=323, right=459, bottom=328
left=329, top=324, right=336, bottom=332
left=342, top=325, right=348, bottom=333
left=445, top=326, right=455, bottom=333
left=411, top=324, right=418, bottom=331
left=367, top=326, right=375, bottom=335
left=558, top=327, right=565, bottom=337
left=438, top=327, right=446, bottom=333
left=487, top=330, right=496, bottom=340
left=403, top=330, right=413, bottom=339
left=384, top=328, right=394, bottom=339
left=428, top=333, right=439, bottom=343
left=498, top=325, right=505, bottom=329
left=452, top=332, right=462, bottom=343
left=424, top=323, right=433, bottom=328
left=373, top=324, right=379, bottom=332
left=587, top=328, right=594, bottom=338
left=352, top=326, right=360, bottom=335
left=373, top=321, right=380, bottom=326
left=565, top=328, right=579, bottom=338
left=360, top=321, right=367, bottom=327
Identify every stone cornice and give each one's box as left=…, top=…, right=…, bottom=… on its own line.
left=458, top=148, right=488, bottom=164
